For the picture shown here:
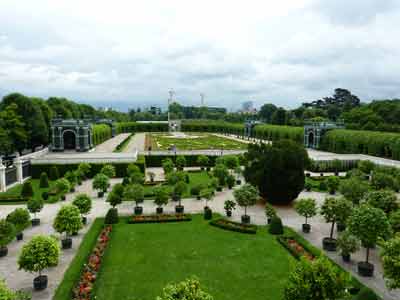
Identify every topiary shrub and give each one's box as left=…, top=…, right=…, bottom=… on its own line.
left=42, top=191, right=49, bottom=201
left=27, top=198, right=43, bottom=222
left=6, top=208, right=30, bottom=234
left=21, top=181, right=34, bottom=199
left=354, top=287, right=379, bottom=300
left=105, top=208, right=119, bottom=224
left=72, top=194, right=92, bottom=224
left=157, top=277, right=213, bottom=300
left=122, top=177, right=130, bottom=186
left=53, top=205, right=83, bottom=244
left=190, top=184, right=203, bottom=196
left=268, top=216, right=283, bottom=235
left=0, top=219, right=15, bottom=255
left=101, top=164, right=116, bottom=178
left=39, top=172, right=49, bottom=188
left=49, top=166, right=59, bottom=181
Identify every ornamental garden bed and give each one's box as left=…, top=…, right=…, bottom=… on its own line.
left=209, top=218, right=257, bottom=234
left=277, top=235, right=316, bottom=261
left=127, top=214, right=192, bottom=224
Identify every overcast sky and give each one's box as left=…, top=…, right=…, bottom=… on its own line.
left=0, top=0, right=399, bottom=110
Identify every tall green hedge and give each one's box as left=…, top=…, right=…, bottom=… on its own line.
left=145, top=154, right=218, bottom=168
left=92, top=124, right=112, bottom=145
left=253, top=124, right=303, bottom=143
left=321, top=129, right=400, bottom=160
left=116, top=122, right=168, bottom=133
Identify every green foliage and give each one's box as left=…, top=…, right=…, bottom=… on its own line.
left=200, top=188, right=213, bottom=207
left=226, top=175, right=235, bottom=188
left=154, top=186, right=169, bottom=207
left=223, top=155, right=239, bottom=170
left=224, top=200, right=236, bottom=212
left=389, top=210, right=400, bottom=233
left=64, top=171, right=77, bottom=187
left=156, top=277, right=213, bottom=300
left=18, top=235, right=60, bottom=274
left=92, top=173, right=109, bottom=192
left=365, top=190, right=399, bottom=214
left=130, top=172, right=145, bottom=185
left=283, top=256, right=350, bottom=300
left=326, top=176, right=340, bottom=194
left=175, top=155, right=186, bottom=169
left=336, top=230, right=360, bottom=255
left=173, top=181, right=188, bottom=198
left=72, top=194, right=92, bottom=216
left=53, top=205, right=83, bottom=236
left=77, top=163, right=91, bottom=179
left=269, top=216, right=283, bottom=235
left=358, top=160, right=375, bottom=174
left=190, top=183, right=204, bottom=196
left=0, top=278, right=21, bottom=300
left=348, top=204, right=392, bottom=260
left=105, top=208, right=119, bottom=224
left=0, top=219, right=15, bottom=246
left=55, top=178, right=70, bottom=195
left=244, top=140, right=308, bottom=204
left=26, top=198, right=43, bottom=215
left=371, top=172, right=398, bottom=191
left=339, top=177, right=369, bottom=204
left=253, top=124, right=303, bottom=143
left=107, top=183, right=124, bottom=207
left=123, top=184, right=144, bottom=205
left=21, top=181, right=34, bottom=198
left=49, top=166, right=60, bottom=181
left=321, top=197, right=353, bottom=238
left=197, top=155, right=210, bottom=167
left=162, top=158, right=175, bottom=174
left=380, top=234, right=400, bottom=290
left=354, top=287, right=379, bottom=300
left=101, top=164, right=116, bottom=178
left=166, top=171, right=186, bottom=185
left=6, top=208, right=30, bottom=232
left=265, top=203, right=277, bottom=219
left=233, top=184, right=259, bottom=215
left=92, top=124, right=112, bottom=146
left=294, top=198, right=317, bottom=224
left=39, top=172, right=49, bottom=188
left=212, top=164, right=229, bottom=186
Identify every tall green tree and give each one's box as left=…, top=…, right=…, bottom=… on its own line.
left=0, top=103, right=27, bottom=154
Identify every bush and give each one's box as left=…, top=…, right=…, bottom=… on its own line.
left=326, top=176, right=340, bottom=194
left=339, top=178, right=369, bottom=205
left=354, top=287, right=379, bottom=300
left=371, top=172, right=398, bottom=191
left=226, top=175, right=235, bottom=188
left=336, top=230, right=360, bottom=256
left=269, top=216, right=283, bottom=235
left=380, top=235, right=400, bottom=290
left=389, top=210, right=400, bottom=233
left=0, top=219, right=15, bottom=247
left=64, top=171, right=77, bottom=187
left=365, top=190, right=399, bottom=214
left=42, top=191, right=49, bottom=201
left=53, top=205, right=83, bottom=237
left=6, top=208, right=30, bottom=233
left=122, top=177, right=130, bottom=186
left=358, top=160, right=375, bottom=174
left=18, top=235, right=60, bottom=274
left=49, top=166, right=60, bottom=180
left=190, top=184, right=204, bottom=196
left=77, top=163, right=91, bottom=179
left=104, top=208, right=119, bottom=224
left=55, top=178, right=70, bottom=195
left=27, top=198, right=43, bottom=217
left=21, top=181, right=34, bottom=198
left=39, top=172, right=49, bottom=188
left=101, top=164, right=116, bottom=178
left=210, top=218, right=257, bottom=234
left=157, top=277, right=213, bottom=300
left=175, top=156, right=186, bottom=170
left=92, top=173, right=109, bottom=192
left=72, top=194, right=92, bottom=216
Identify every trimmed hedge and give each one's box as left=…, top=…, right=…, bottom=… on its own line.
left=92, top=124, right=112, bottom=146
left=209, top=218, right=257, bottom=234
left=114, top=133, right=134, bottom=152
left=0, top=195, right=29, bottom=203
left=253, top=124, right=303, bottom=143
left=145, top=154, right=218, bottom=168
left=116, top=122, right=168, bottom=133
left=308, top=159, right=359, bottom=173
left=127, top=214, right=192, bottom=224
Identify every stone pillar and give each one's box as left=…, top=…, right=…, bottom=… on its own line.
left=0, top=159, right=6, bottom=192
left=14, top=154, right=23, bottom=183
left=75, top=126, right=80, bottom=151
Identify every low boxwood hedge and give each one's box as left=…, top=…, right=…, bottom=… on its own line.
left=145, top=154, right=218, bottom=168
left=127, top=214, right=192, bottom=224
left=0, top=195, right=29, bottom=203
left=209, top=218, right=257, bottom=234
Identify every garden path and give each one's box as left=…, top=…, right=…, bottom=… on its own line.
left=122, top=132, right=146, bottom=152
left=93, top=133, right=130, bottom=153
left=0, top=173, right=399, bottom=300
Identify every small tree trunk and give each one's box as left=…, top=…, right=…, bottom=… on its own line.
left=244, top=206, right=247, bottom=216
left=330, top=221, right=335, bottom=239
left=305, top=216, right=308, bottom=224
left=366, top=247, right=370, bottom=263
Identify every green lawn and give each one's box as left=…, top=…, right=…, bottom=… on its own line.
left=0, top=179, right=55, bottom=204
left=140, top=171, right=212, bottom=200
left=93, top=215, right=293, bottom=300
left=149, top=133, right=247, bottom=150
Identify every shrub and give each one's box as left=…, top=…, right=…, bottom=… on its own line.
left=358, top=160, right=375, bottom=174
left=162, top=158, right=174, bottom=174
left=18, top=235, right=60, bottom=275
left=354, top=287, right=379, bottom=300
left=380, top=235, right=400, bottom=290
left=27, top=198, right=43, bottom=218
left=6, top=208, right=30, bottom=233
left=122, top=177, right=130, bottom=186
left=197, top=155, right=209, bottom=168
left=72, top=194, right=92, bottom=216
left=265, top=203, right=277, bottom=219
left=64, top=171, right=77, bottom=187
left=326, top=176, right=340, bottom=194
left=226, top=174, right=235, bottom=188
left=39, top=172, right=49, bottom=188
left=223, top=155, right=239, bottom=170
left=389, top=210, right=400, bottom=233
left=295, top=198, right=317, bottom=225
left=104, top=208, right=119, bottom=224
left=101, top=164, right=116, bottom=178
left=339, top=178, right=369, bottom=205
left=156, top=277, right=213, bottom=300
left=53, top=205, right=83, bottom=237
left=77, top=162, right=91, bottom=179
left=49, top=166, right=60, bottom=180
left=21, top=181, right=34, bottom=198
left=0, top=219, right=15, bottom=247
left=244, top=140, right=308, bottom=204
left=190, top=184, right=204, bottom=196
left=0, top=278, right=23, bottom=300
left=371, top=172, right=398, bottom=191
left=175, top=156, right=186, bottom=170
left=268, top=216, right=283, bottom=235
left=336, top=230, right=360, bottom=256
left=92, top=173, right=109, bottom=192
left=123, top=184, right=144, bottom=206
left=130, top=172, right=145, bottom=185
left=213, top=164, right=229, bottom=186
left=154, top=186, right=169, bottom=208
left=42, top=191, right=49, bottom=201
left=55, top=178, right=70, bottom=195
left=321, top=197, right=353, bottom=239
left=365, top=190, right=399, bottom=214
left=233, top=184, right=259, bottom=217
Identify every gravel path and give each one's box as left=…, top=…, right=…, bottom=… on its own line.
left=93, top=133, right=130, bottom=153
left=122, top=133, right=146, bottom=152
left=0, top=171, right=398, bottom=300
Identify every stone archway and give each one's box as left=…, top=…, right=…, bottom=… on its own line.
left=63, top=130, right=76, bottom=150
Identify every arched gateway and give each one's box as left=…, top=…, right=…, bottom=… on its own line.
left=50, top=118, right=93, bottom=152
left=304, top=120, right=344, bottom=149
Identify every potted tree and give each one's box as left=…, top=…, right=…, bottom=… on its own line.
left=213, top=163, right=229, bottom=189
left=265, top=203, right=277, bottom=224
left=197, top=155, right=209, bottom=171
left=78, top=162, right=91, bottom=180
left=64, top=171, right=77, bottom=192
left=200, top=189, right=213, bottom=220
left=173, top=181, right=187, bottom=213
left=234, top=166, right=242, bottom=185
left=27, top=198, right=43, bottom=226
left=380, top=235, right=400, bottom=290
left=365, top=190, right=399, bottom=215
left=176, top=155, right=186, bottom=171
left=320, top=197, right=352, bottom=251
left=154, top=186, right=169, bottom=214
left=347, top=204, right=392, bottom=277
left=101, top=164, right=116, bottom=178
left=233, top=183, right=259, bottom=224
left=123, top=184, right=144, bottom=215
left=226, top=175, right=235, bottom=189
left=39, top=172, right=49, bottom=188
left=0, top=219, right=15, bottom=257
left=18, top=235, right=60, bottom=290
left=162, top=158, right=175, bottom=174
left=72, top=194, right=92, bottom=225
left=294, top=198, right=317, bottom=233
left=56, top=178, right=70, bottom=201
left=326, top=176, right=340, bottom=195
left=224, top=200, right=236, bottom=217
left=336, top=231, right=360, bottom=262
left=107, top=183, right=124, bottom=209
left=6, top=208, right=30, bottom=240
left=92, top=173, right=109, bottom=198
left=53, top=205, right=83, bottom=249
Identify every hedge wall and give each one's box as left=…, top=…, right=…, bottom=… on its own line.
left=31, top=156, right=146, bottom=179
left=92, top=124, right=112, bottom=145
left=321, top=129, right=400, bottom=160
left=116, top=122, right=168, bottom=133
left=253, top=124, right=303, bottom=143
left=145, top=154, right=218, bottom=168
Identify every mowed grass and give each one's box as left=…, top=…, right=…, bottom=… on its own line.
left=93, top=215, right=294, bottom=300
left=0, top=179, right=55, bottom=204
left=149, top=133, right=247, bottom=150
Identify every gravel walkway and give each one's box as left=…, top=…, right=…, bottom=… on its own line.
left=93, top=133, right=130, bottom=153
left=0, top=172, right=399, bottom=300
left=122, top=133, right=146, bottom=152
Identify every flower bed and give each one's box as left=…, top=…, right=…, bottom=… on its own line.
left=209, top=218, right=257, bottom=234
left=127, top=214, right=192, bottom=224
left=72, top=225, right=112, bottom=300
left=277, top=236, right=315, bottom=261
